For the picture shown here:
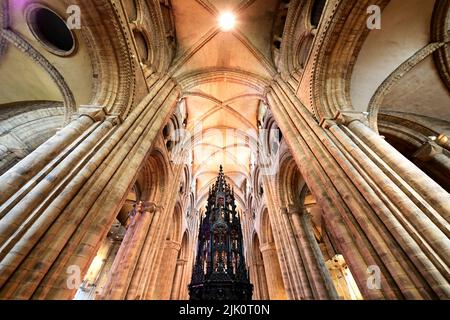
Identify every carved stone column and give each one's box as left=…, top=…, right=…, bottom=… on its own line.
left=345, top=117, right=450, bottom=216
left=170, top=258, right=187, bottom=300
left=100, top=201, right=159, bottom=299
left=0, top=77, right=180, bottom=299
left=253, top=260, right=269, bottom=300
left=259, top=242, right=288, bottom=300
left=0, top=108, right=105, bottom=204
left=153, top=240, right=181, bottom=299
left=101, top=159, right=187, bottom=300
left=288, top=205, right=338, bottom=299
left=266, top=76, right=450, bottom=299
left=260, top=177, right=298, bottom=299
left=279, top=207, right=313, bottom=299
left=413, top=139, right=450, bottom=190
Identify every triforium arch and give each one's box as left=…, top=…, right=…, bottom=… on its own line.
left=0, top=0, right=449, bottom=301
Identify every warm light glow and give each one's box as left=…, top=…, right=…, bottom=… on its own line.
left=218, top=12, right=236, bottom=31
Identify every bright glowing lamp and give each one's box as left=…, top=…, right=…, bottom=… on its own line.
left=218, top=12, right=236, bottom=31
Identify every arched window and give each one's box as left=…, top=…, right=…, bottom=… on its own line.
left=26, top=5, right=76, bottom=56
left=310, top=0, right=327, bottom=28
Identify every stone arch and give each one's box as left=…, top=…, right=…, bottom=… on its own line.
left=176, top=68, right=269, bottom=93
left=123, top=0, right=138, bottom=22
left=136, top=148, right=169, bottom=202
left=114, top=148, right=169, bottom=228
left=276, top=150, right=304, bottom=206
left=349, top=0, right=450, bottom=130
left=260, top=208, right=274, bottom=245
left=252, top=165, right=265, bottom=204
left=261, top=111, right=282, bottom=157
left=247, top=194, right=255, bottom=220
left=308, top=0, right=389, bottom=119
left=377, top=113, right=450, bottom=193
left=295, top=33, right=314, bottom=70
left=309, top=0, right=327, bottom=28
left=0, top=100, right=65, bottom=175
left=179, top=164, right=191, bottom=195
left=162, top=110, right=185, bottom=154
left=132, top=29, right=151, bottom=64
left=166, top=202, right=183, bottom=242
left=275, top=0, right=322, bottom=78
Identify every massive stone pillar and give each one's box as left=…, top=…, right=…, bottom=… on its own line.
left=100, top=161, right=186, bottom=300
left=99, top=201, right=160, bottom=299
left=260, top=182, right=299, bottom=299
left=174, top=257, right=193, bottom=300
left=172, top=233, right=195, bottom=300
left=170, top=258, right=187, bottom=300
left=259, top=243, right=287, bottom=300
left=287, top=206, right=338, bottom=299
left=154, top=240, right=181, bottom=299
left=250, top=256, right=269, bottom=300
left=266, top=76, right=450, bottom=299
left=253, top=260, right=269, bottom=300
left=0, top=77, right=180, bottom=299
left=260, top=174, right=337, bottom=299
left=249, top=234, right=269, bottom=300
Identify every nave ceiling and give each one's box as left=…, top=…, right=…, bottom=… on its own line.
left=169, top=0, right=281, bottom=210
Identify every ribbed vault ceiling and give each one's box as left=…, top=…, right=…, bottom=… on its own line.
left=171, top=0, right=280, bottom=209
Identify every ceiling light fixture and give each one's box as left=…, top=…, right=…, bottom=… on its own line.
left=218, top=12, right=236, bottom=31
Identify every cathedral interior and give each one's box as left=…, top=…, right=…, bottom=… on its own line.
left=0, top=0, right=449, bottom=300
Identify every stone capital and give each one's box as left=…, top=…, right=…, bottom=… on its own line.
left=333, top=110, right=369, bottom=126
left=105, top=114, right=123, bottom=126
left=78, top=105, right=107, bottom=122
left=259, top=242, right=277, bottom=253
left=287, top=204, right=303, bottom=216
left=281, top=204, right=307, bottom=217
left=132, top=201, right=162, bottom=216
left=141, top=201, right=162, bottom=213
left=413, top=140, right=445, bottom=162
left=165, top=240, right=182, bottom=251
left=319, top=118, right=337, bottom=129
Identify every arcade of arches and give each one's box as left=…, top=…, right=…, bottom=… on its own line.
left=0, top=0, right=449, bottom=300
